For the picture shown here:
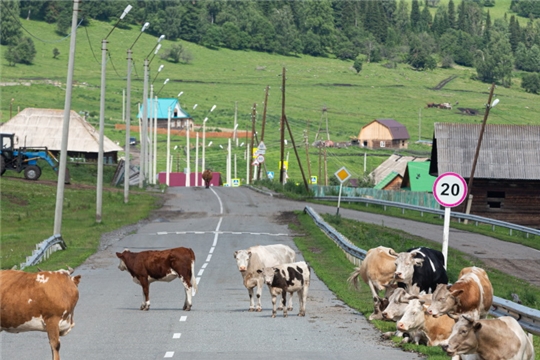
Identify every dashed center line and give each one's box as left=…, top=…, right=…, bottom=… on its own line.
left=165, top=188, right=224, bottom=358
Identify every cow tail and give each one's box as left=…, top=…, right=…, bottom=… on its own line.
left=191, top=259, right=198, bottom=295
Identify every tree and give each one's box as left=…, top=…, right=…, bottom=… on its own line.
left=447, top=0, right=456, bottom=30
left=16, top=37, right=37, bottom=65
left=4, top=45, right=20, bottom=66
left=521, top=72, right=540, bottom=94
left=515, top=43, right=540, bottom=72
left=509, top=15, right=521, bottom=53
left=410, top=0, right=421, bottom=32
left=53, top=48, right=60, bottom=59
left=353, top=58, right=363, bottom=73
left=1, top=0, right=22, bottom=45
left=475, top=31, right=514, bottom=86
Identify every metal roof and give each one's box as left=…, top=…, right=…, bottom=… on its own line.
left=0, top=108, right=123, bottom=153
left=374, top=171, right=400, bottom=190
left=403, top=161, right=436, bottom=192
left=431, top=123, right=540, bottom=180
left=369, top=154, right=429, bottom=184
left=362, top=119, right=410, bottom=140
left=137, top=98, right=191, bottom=119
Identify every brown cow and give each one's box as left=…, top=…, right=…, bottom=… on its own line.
left=202, top=169, right=213, bottom=188
left=116, top=247, right=197, bottom=311
left=0, top=268, right=81, bottom=360
left=427, top=266, right=493, bottom=319
left=347, top=246, right=398, bottom=320
left=396, top=298, right=456, bottom=347
left=442, top=315, right=535, bottom=360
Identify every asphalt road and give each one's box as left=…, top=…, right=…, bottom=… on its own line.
left=1, top=187, right=425, bottom=360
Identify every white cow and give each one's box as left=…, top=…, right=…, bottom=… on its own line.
left=258, top=261, right=311, bottom=318
left=234, top=244, right=296, bottom=312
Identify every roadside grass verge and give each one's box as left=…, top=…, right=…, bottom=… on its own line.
left=291, top=211, right=540, bottom=360
left=0, top=177, right=161, bottom=270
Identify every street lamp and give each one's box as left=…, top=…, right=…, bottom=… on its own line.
left=202, top=105, right=216, bottom=173
left=167, top=92, right=184, bottom=186
left=156, top=78, right=170, bottom=97
left=97, top=4, right=132, bottom=223
left=124, top=21, right=149, bottom=204
left=140, top=34, right=165, bottom=189
left=152, top=64, right=164, bottom=84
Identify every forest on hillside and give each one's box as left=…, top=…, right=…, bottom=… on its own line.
left=2, top=0, right=540, bottom=93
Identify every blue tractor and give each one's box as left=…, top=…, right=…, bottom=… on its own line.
left=0, top=133, right=70, bottom=183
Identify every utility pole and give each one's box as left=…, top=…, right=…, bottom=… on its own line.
left=283, top=114, right=310, bottom=192
left=257, top=85, right=269, bottom=179
left=463, top=83, right=497, bottom=218
left=249, top=103, right=256, bottom=182
left=54, top=0, right=79, bottom=235
left=280, top=68, right=286, bottom=184
left=324, top=146, right=328, bottom=186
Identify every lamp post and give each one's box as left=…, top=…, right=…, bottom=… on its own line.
left=97, top=4, right=132, bottom=223
left=124, top=21, right=149, bottom=204
left=167, top=92, right=183, bottom=186
left=202, top=105, right=216, bottom=174
left=139, top=34, right=165, bottom=189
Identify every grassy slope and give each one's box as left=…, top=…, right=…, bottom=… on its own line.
left=1, top=5, right=539, bottom=182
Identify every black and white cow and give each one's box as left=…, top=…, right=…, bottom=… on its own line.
left=393, top=247, right=448, bottom=293
left=258, top=261, right=310, bottom=318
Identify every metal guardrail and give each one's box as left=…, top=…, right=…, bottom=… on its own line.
left=314, top=196, right=540, bottom=238
left=304, top=205, right=540, bottom=336
left=19, top=234, right=66, bottom=270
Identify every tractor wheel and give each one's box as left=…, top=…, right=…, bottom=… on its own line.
left=0, top=156, right=5, bottom=176
left=24, top=165, right=42, bottom=180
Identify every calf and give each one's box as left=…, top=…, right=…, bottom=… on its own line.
left=258, top=261, right=310, bottom=318
left=234, top=244, right=295, bottom=312
left=394, top=247, right=448, bottom=293
left=382, top=286, right=432, bottom=322
left=396, top=299, right=455, bottom=347
left=0, top=268, right=81, bottom=360
left=442, top=315, right=535, bottom=360
left=427, top=266, right=493, bottom=319
left=348, top=246, right=398, bottom=320
left=116, top=247, right=197, bottom=311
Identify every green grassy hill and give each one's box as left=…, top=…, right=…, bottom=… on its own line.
left=1, top=15, right=538, bottom=183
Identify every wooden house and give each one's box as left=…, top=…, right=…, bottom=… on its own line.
left=370, top=154, right=428, bottom=187
left=429, top=123, right=540, bottom=228
left=358, top=119, right=410, bottom=149
left=138, top=98, right=193, bottom=129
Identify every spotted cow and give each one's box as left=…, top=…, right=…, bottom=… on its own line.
left=0, top=268, right=81, bottom=360
left=258, top=261, right=310, bottom=318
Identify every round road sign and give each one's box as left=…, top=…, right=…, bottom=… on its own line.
left=256, top=154, right=265, bottom=163
left=433, top=172, right=468, bottom=208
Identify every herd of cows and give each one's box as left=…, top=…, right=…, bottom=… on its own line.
left=347, top=245, right=535, bottom=360
left=0, top=243, right=536, bottom=360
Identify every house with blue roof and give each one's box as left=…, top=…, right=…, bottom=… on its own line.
left=138, top=98, right=193, bottom=129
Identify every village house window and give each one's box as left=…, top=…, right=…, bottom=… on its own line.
left=362, top=141, right=368, bottom=147
left=486, top=191, right=505, bottom=209
left=380, top=141, right=386, bottom=148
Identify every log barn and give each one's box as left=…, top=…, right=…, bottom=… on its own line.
left=358, top=119, right=409, bottom=149
left=429, top=123, right=540, bottom=229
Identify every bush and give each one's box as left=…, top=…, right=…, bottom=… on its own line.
left=521, top=73, right=540, bottom=94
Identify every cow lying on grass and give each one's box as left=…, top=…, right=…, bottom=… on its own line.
left=116, top=247, right=197, bottom=311
left=258, top=261, right=310, bottom=318
left=0, top=268, right=81, bottom=360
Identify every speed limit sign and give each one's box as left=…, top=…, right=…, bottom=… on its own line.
left=433, top=172, right=468, bottom=208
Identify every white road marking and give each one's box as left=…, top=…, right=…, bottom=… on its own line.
left=202, top=263, right=208, bottom=269
left=209, top=247, right=215, bottom=253
left=157, top=232, right=168, bottom=235
left=173, top=333, right=181, bottom=339
left=196, top=277, right=200, bottom=284
left=180, top=316, right=187, bottom=322
left=197, top=269, right=204, bottom=276
left=164, top=352, right=174, bottom=358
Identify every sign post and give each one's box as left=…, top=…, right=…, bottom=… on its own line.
left=334, top=167, right=351, bottom=216
left=433, top=172, right=468, bottom=269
